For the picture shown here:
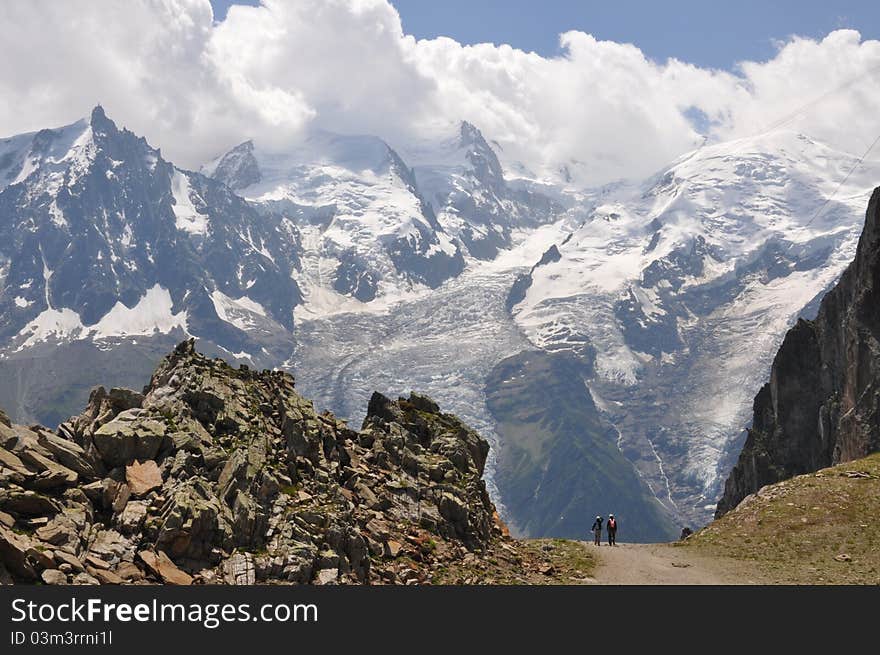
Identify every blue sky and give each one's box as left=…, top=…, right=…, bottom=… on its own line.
left=210, top=0, right=880, bottom=70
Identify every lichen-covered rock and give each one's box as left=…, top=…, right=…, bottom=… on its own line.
left=1, top=490, right=61, bottom=516
left=223, top=552, right=256, bottom=585
left=115, top=501, right=149, bottom=535
left=0, top=339, right=510, bottom=585
left=92, top=410, right=167, bottom=468
left=156, top=478, right=231, bottom=560
left=36, top=429, right=95, bottom=478
left=41, top=569, right=68, bottom=585
left=0, top=525, right=37, bottom=580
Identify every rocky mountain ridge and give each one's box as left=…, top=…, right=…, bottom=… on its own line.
left=0, top=340, right=584, bottom=585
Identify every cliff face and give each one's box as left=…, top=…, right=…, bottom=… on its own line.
left=716, top=187, right=880, bottom=516
left=0, top=340, right=514, bottom=585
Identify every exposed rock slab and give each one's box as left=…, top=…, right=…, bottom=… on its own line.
left=125, top=460, right=163, bottom=496
left=138, top=550, right=193, bottom=586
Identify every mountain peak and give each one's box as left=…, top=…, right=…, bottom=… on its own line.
left=230, top=138, right=255, bottom=153
left=90, top=104, right=107, bottom=122
left=0, top=340, right=518, bottom=584
left=89, top=104, right=117, bottom=136
left=207, top=138, right=261, bottom=191
left=459, top=120, right=486, bottom=149
left=455, top=121, right=505, bottom=192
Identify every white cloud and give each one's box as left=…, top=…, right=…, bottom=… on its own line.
left=2, top=0, right=880, bottom=186
left=0, top=0, right=269, bottom=167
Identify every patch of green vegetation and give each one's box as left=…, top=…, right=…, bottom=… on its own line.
left=239, top=546, right=271, bottom=557
left=541, top=539, right=597, bottom=578
left=485, top=351, right=677, bottom=542
left=398, top=401, right=463, bottom=434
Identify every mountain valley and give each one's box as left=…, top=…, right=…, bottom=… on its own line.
left=2, top=107, right=879, bottom=541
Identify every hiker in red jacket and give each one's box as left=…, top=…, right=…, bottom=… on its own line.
left=607, top=514, right=618, bottom=546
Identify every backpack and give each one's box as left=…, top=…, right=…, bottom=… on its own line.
left=608, top=518, right=617, bottom=530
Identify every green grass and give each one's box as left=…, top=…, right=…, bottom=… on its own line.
left=684, top=453, right=880, bottom=584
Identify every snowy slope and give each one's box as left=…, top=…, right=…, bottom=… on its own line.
left=509, top=129, right=880, bottom=524
left=0, top=118, right=94, bottom=198
left=206, top=130, right=465, bottom=312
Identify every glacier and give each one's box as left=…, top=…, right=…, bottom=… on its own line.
left=2, top=108, right=879, bottom=531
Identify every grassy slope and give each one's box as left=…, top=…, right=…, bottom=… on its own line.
left=486, top=350, right=677, bottom=542
left=683, top=453, right=880, bottom=584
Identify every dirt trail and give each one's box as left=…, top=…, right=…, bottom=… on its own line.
left=588, top=542, right=760, bottom=585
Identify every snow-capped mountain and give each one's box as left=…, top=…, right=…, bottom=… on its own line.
left=205, top=130, right=465, bottom=312
left=508, top=129, right=880, bottom=525
left=1, top=106, right=877, bottom=537
left=0, top=106, right=301, bottom=364
left=403, top=122, right=565, bottom=260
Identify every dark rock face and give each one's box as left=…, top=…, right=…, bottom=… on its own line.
left=443, top=121, right=512, bottom=263
left=382, top=143, right=466, bottom=289
left=0, top=340, right=505, bottom=584
left=716, top=187, right=880, bottom=516
left=333, top=258, right=379, bottom=302
left=0, top=107, right=302, bottom=359
left=208, top=140, right=261, bottom=191
left=641, top=236, right=720, bottom=291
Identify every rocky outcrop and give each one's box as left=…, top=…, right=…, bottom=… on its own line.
left=716, top=187, right=880, bottom=516
left=0, top=339, right=511, bottom=584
